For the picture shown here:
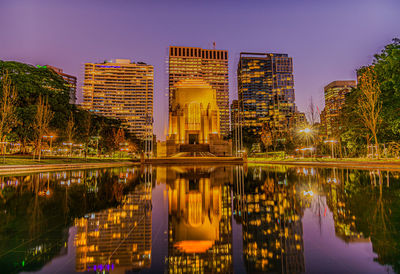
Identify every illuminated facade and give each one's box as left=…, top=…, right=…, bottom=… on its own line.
left=169, top=46, right=229, bottom=136
left=159, top=79, right=231, bottom=157
left=74, top=184, right=152, bottom=273
left=230, top=100, right=239, bottom=130
left=47, top=65, right=77, bottom=104
left=82, top=59, right=153, bottom=139
left=237, top=52, right=296, bottom=134
left=322, top=80, right=356, bottom=137
left=161, top=166, right=233, bottom=273
left=168, top=79, right=220, bottom=144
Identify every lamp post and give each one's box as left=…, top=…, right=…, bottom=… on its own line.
left=299, top=127, right=312, bottom=157
left=324, top=140, right=338, bottom=158
left=63, top=142, right=73, bottom=158
left=43, top=135, right=54, bottom=155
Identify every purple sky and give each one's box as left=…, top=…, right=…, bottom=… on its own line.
left=1, top=0, right=399, bottom=139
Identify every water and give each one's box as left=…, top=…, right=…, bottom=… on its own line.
left=0, top=165, right=398, bottom=273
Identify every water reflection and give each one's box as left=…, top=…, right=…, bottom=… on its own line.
left=158, top=166, right=233, bottom=273
left=0, top=167, right=143, bottom=273
left=233, top=166, right=305, bottom=273
left=74, top=179, right=152, bottom=272
left=0, top=165, right=399, bottom=273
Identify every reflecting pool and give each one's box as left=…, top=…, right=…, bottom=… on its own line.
left=0, top=165, right=399, bottom=273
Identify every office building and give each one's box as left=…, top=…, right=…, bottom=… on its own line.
left=323, top=80, right=356, bottom=137
left=230, top=100, right=239, bottom=130
left=237, top=52, right=296, bottom=134
left=169, top=46, right=229, bottom=136
left=82, top=59, right=153, bottom=139
left=47, top=65, right=77, bottom=104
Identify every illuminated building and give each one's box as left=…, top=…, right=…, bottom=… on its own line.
left=230, top=99, right=239, bottom=130
left=319, top=108, right=328, bottom=139
left=158, top=79, right=232, bottom=157
left=74, top=184, right=152, bottom=273
left=46, top=65, right=77, bottom=104
left=293, top=111, right=307, bottom=128
left=237, top=52, right=296, bottom=135
left=162, top=166, right=233, bottom=273
left=82, top=59, right=153, bottom=139
left=169, top=46, right=229, bottom=136
left=322, top=80, right=356, bottom=137
left=240, top=168, right=305, bottom=273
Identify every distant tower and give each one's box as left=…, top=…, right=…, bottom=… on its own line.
left=237, top=52, right=296, bottom=134
left=168, top=46, right=229, bottom=137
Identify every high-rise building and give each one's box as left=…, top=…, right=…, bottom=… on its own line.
left=230, top=100, right=239, bottom=130
left=323, top=80, right=356, bottom=137
left=82, top=59, right=153, bottom=139
left=46, top=65, right=77, bottom=104
left=168, top=46, right=229, bottom=136
left=237, top=52, right=296, bottom=134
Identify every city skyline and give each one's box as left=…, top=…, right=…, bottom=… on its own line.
left=1, top=0, right=399, bottom=139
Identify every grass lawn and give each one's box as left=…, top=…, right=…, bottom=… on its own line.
left=0, top=155, right=135, bottom=166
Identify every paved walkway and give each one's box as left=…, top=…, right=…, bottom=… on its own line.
left=0, top=161, right=135, bottom=175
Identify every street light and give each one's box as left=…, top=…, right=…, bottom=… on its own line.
left=43, top=135, right=55, bottom=155
left=324, top=140, right=338, bottom=158
left=299, top=127, right=313, bottom=157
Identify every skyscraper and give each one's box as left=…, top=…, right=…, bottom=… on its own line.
left=322, top=80, right=356, bottom=137
left=168, top=46, right=229, bottom=136
left=82, top=59, right=153, bottom=139
left=230, top=100, right=239, bottom=130
left=237, top=52, right=296, bottom=134
left=46, top=65, right=77, bottom=104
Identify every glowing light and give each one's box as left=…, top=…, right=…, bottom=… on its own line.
left=303, top=190, right=314, bottom=196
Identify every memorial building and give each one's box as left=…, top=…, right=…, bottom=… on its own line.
left=158, top=79, right=231, bottom=157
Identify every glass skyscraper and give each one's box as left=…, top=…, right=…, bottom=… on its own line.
left=237, top=52, right=296, bottom=134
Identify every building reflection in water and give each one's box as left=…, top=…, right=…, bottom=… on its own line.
left=234, top=165, right=305, bottom=273
left=74, top=168, right=153, bottom=273
left=158, top=165, right=233, bottom=273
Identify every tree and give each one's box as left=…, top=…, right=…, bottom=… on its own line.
left=65, top=112, right=76, bottom=143
left=82, top=111, right=92, bottom=159
left=65, top=112, right=76, bottom=157
left=261, top=125, right=272, bottom=155
left=357, top=67, right=382, bottom=158
left=33, top=95, right=54, bottom=161
left=112, top=128, right=125, bottom=157
left=306, top=96, right=319, bottom=126
left=0, top=71, right=18, bottom=160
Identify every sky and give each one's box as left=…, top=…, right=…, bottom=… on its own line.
left=1, top=0, right=399, bottom=140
